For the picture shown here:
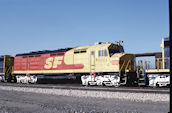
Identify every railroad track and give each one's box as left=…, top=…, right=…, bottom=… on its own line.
left=0, top=82, right=169, bottom=94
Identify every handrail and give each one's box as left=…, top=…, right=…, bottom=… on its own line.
left=119, top=60, right=126, bottom=77
left=125, top=60, right=131, bottom=71
left=144, top=57, right=170, bottom=70
left=120, top=60, right=126, bottom=72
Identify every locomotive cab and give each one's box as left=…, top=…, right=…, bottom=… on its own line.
left=81, top=41, right=136, bottom=87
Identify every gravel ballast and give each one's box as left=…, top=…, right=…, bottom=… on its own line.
left=0, top=86, right=169, bottom=102
left=0, top=89, right=169, bottom=113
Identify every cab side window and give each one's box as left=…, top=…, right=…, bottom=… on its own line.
left=104, top=50, right=108, bottom=56
left=91, top=51, right=94, bottom=55
left=98, top=50, right=101, bottom=56
left=98, top=50, right=108, bottom=57
left=98, top=50, right=103, bottom=57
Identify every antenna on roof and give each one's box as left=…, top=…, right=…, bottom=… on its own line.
left=115, top=40, right=123, bottom=45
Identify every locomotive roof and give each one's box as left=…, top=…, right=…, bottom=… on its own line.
left=16, top=48, right=73, bottom=56
left=74, top=43, right=113, bottom=50
left=15, top=42, right=121, bottom=56
left=0, top=55, right=12, bottom=59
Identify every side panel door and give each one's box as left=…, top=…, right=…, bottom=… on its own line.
left=90, top=51, right=95, bottom=73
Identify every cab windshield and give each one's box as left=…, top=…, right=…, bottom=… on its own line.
left=109, top=45, right=124, bottom=56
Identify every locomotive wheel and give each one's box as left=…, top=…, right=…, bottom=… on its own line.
left=114, top=84, right=120, bottom=87
left=156, top=83, right=159, bottom=87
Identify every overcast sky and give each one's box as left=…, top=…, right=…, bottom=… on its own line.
left=0, top=0, right=169, bottom=56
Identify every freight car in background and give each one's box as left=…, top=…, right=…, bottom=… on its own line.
left=135, top=37, right=170, bottom=87
left=0, top=37, right=170, bottom=87
left=0, top=55, right=14, bottom=82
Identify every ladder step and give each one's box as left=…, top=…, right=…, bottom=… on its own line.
left=138, top=81, right=146, bottom=84
left=139, top=75, right=145, bottom=77
left=122, top=78, right=126, bottom=80
left=139, top=78, right=145, bottom=80
left=138, top=83, right=146, bottom=86
left=120, top=82, right=126, bottom=85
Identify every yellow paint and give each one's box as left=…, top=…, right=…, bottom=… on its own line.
left=44, top=57, right=53, bottom=69
left=52, top=56, right=63, bottom=68
left=44, top=56, right=63, bottom=69
left=14, top=42, right=135, bottom=74
left=145, top=69, right=169, bottom=73
left=161, top=38, right=165, bottom=69
left=0, top=73, right=5, bottom=75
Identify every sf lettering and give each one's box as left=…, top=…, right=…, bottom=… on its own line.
left=44, top=57, right=63, bottom=69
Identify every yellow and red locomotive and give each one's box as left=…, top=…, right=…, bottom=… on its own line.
left=0, top=38, right=170, bottom=87
left=12, top=41, right=136, bottom=86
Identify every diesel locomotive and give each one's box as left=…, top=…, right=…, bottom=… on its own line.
left=0, top=38, right=170, bottom=87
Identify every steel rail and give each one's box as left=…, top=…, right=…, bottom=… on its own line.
left=0, top=82, right=169, bottom=94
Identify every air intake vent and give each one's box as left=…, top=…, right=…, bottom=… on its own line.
left=94, top=42, right=108, bottom=45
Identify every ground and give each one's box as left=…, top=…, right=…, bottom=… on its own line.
left=0, top=89, right=169, bottom=113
